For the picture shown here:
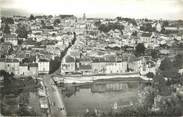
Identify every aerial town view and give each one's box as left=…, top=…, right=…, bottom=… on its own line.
left=0, top=0, right=183, bottom=117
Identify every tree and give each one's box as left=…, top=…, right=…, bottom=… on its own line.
left=29, top=14, right=35, bottom=20
left=49, top=57, right=61, bottom=74
left=16, top=23, right=28, bottom=38
left=173, top=54, right=183, bottom=69
left=1, top=38, right=4, bottom=43
left=140, top=23, right=155, bottom=32
left=98, top=24, right=109, bottom=33
left=3, top=24, right=11, bottom=34
left=159, top=57, right=173, bottom=71
left=1, top=17, right=14, bottom=24
left=162, top=21, right=169, bottom=27
left=159, top=57, right=181, bottom=84
left=153, top=73, right=171, bottom=96
left=116, top=17, right=122, bottom=21
left=18, top=39, right=23, bottom=45
left=146, top=72, right=155, bottom=78
left=53, top=19, right=61, bottom=26
left=94, top=20, right=101, bottom=27
left=41, top=20, right=45, bottom=28
left=98, top=23, right=124, bottom=33
left=0, top=70, right=10, bottom=77
left=48, top=15, right=53, bottom=19
left=151, top=49, right=159, bottom=59
left=52, top=33, right=56, bottom=37
left=134, top=43, right=145, bottom=56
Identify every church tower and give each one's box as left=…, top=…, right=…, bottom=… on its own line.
left=83, top=13, right=86, bottom=21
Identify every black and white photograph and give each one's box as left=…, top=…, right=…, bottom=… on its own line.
left=0, top=0, right=183, bottom=116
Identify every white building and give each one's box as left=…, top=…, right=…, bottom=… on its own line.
left=0, top=59, right=19, bottom=75
left=19, top=63, right=38, bottom=76
left=3, top=34, right=18, bottom=46
left=105, top=62, right=128, bottom=74
left=38, top=59, right=50, bottom=74
left=61, top=55, right=75, bottom=74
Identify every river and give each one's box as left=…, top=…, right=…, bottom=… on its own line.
left=60, top=80, right=143, bottom=116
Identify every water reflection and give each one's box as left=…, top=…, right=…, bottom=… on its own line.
left=61, top=80, right=141, bottom=116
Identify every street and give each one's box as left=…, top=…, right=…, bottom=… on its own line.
left=43, top=75, right=67, bottom=117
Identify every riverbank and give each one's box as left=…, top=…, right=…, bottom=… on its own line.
left=53, top=72, right=152, bottom=84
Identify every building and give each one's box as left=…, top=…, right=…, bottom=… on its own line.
left=19, top=63, right=38, bottom=76
left=164, top=26, right=178, bottom=31
left=38, top=59, right=50, bottom=74
left=61, top=55, right=75, bottom=74
left=140, top=33, right=152, bottom=43
left=91, top=57, right=128, bottom=74
left=83, top=13, right=86, bottom=21
left=105, top=61, right=128, bottom=74
left=0, top=59, right=19, bottom=75
left=29, top=63, right=38, bottom=76
left=0, top=59, right=6, bottom=71
left=3, top=34, right=18, bottom=46
left=92, top=57, right=108, bottom=74
left=0, top=42, right=12, bottom=57
left=128, top=55, right=145, bottom=73
left=76, top=57, right=93, bottom=75
left=19, top=64, right=28, bottom=76
left=156, top=22, right=162, bottom=32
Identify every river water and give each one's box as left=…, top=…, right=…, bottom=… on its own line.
left=60, top=80, right=142, bottom=116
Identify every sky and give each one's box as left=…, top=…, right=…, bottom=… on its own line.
left=1, top=0, right=183, bottom=19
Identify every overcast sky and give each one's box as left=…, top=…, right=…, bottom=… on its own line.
left=1, top=0, right=183, bottom=19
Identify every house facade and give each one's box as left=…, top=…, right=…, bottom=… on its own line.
left=19, top=63, right=38, bottom=76
left=3, top=34, right=18, bottom=46
left=0, top=59, right=19, bottom=75
left=61, top=55, right=75, bottom=74
left=38, top=59, right=50, bottom=74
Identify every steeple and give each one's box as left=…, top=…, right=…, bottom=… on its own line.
left=83, top=13, right=86, bottom=21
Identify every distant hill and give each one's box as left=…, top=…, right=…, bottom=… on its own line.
left=0, top=8, right=29, bottom=17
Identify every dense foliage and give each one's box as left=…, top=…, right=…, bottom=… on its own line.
left=3, top=24, right=11, bottom=34
left=140, top=23, right=156, bottom=32
left=98, top=23, right=124, bottom=33
left=29, top=14, right=35, bottom=20
left=1, top=17, right=14, bottom=24
left=134, top=43, right=146, bottom=57
left=53, top=19, right=61, bottom=26
left=16, top=23, right=31, bottom=38
left=116, top=17, right=137, bottom=26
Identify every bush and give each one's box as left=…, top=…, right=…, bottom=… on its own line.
left=146, top=72, right=154, bottom=78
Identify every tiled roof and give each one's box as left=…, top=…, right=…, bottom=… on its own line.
left=3, top=34, right=17, bottom=38
left=39, top=59, right=49, bottom=62
left=141, top=33, right=152, bottom=37
left=65, top=55, right=75, bottom=63
left=20, top=63, right=28, bottom=66
left=79, top=64, right=92, bottom=70
left=29, top=63, right=38, bottom=67
left=0, top=58, right=19, bottom=62
left=23, top=40, right=37, bottom=45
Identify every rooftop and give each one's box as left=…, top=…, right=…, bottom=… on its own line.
left=65, top=55, right=75, bottom=63
left=0, top=58, right=19, bottom=63
left=3, top=34, right=17, bottom=38
left=79, top=64, right=92, bottom=70
left=39, top=59, right=50, bottom=62
left=141, top=33, right=152, bottom=37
